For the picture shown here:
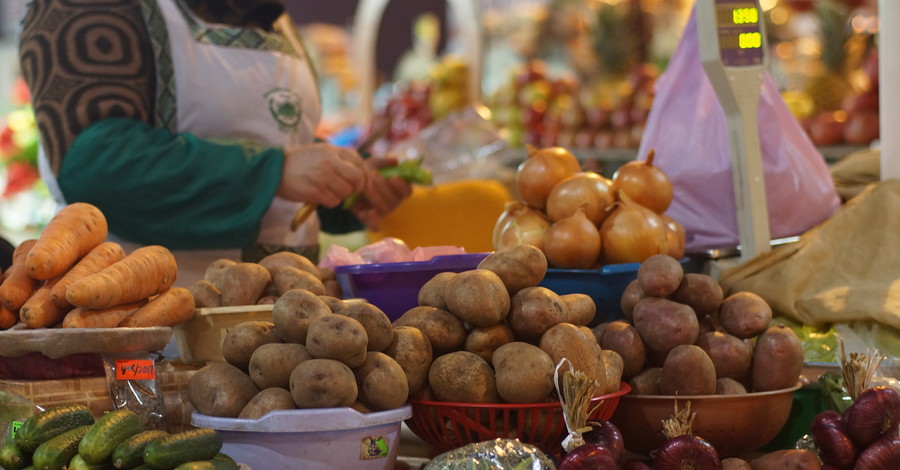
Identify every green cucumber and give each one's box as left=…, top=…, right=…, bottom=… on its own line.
left=78, top=409, right=143, bottom=464
left=174, top=456, right=238, bottom=470
left=111, top=430, right=168, bottom=469
left=14, top=404, right=95, bottom=453
left=142, top=428, right=222, bottom=470
left=31, top=424, right=91, bottom=470
left=0, top=439, right=31, bottom=470
left=68, top=453, right=115, bottom=470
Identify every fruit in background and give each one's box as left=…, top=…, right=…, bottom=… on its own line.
left=808, top=111, right=847, bottom=146
left=843, top=111, right=879, bottom=145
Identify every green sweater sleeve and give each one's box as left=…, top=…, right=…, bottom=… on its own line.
left=58, top=118, right=283, bottom=250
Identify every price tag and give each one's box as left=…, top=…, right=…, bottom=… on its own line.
left=115, top=359, right=156, bottom=381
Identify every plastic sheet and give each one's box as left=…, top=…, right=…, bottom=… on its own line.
left=423, top=439, right=556, bottom=470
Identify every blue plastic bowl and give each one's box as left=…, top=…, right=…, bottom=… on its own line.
left=538, top=263, right=641, bottom=327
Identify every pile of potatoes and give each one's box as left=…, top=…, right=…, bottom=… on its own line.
left=399, top=244, right=624, bottom=405
left=594, top=254, right=804, bottom=396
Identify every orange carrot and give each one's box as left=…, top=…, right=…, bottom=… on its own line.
left=26, top=202, right=108, bottom=280
left=21, top=277, right=72, bottom=328
left=118, top=287, right=195, bottom=328
left=66, top=245, right=178, bottom=309
left=50, top=241, right=126, bottom=308
left=0, top=239, right=38, bottom=310
left=62, top=300, right=147, bottom=328
left=0, top=305, right=17, bottom=329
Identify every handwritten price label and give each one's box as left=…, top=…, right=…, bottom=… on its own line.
left=115, top=359, right=156, bottom=380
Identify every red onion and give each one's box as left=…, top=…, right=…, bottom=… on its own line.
left=843, top=386, right=900, bottom=448
left=582, top=419, right=625, bottom=463
left=652, top=435, right=721, bottom=470
left=854, top=433, right=900, bottom=470
left=810, top=410, right=858, bottom=470
left=625, top=461, right=653, bottom=470
left=557, top=444, right=620, bottom=470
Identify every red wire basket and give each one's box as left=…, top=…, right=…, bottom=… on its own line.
left=406, top=382, right=631, bottom=457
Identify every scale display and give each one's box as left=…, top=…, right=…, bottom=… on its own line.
left=714, top=0, right=764, bottom=67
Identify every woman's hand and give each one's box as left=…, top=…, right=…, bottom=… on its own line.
left=277, top=142, right=368, bottom=207
left=349, top=155, right=414, bottom=229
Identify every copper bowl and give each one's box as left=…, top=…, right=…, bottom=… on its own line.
left=610, top=382, right=802, bottom=458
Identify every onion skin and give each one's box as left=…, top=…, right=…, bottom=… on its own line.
left=516, top=146, right=582, bottom=210
left=582, top=419, right=625, bottom=463
left=625, top=461, right=653, bottom=470
left=546, top=172, right=615, bottom=225
left=652, top=435, right=721, bottom=470
left=543, top=208, right=601, bottom=269
left=854, top=434, right=900, bottom=470
left=557, top=444, right=620, bottom=470
left=810, top=410, right=858, bottom=470
left=843, top=386, right=900, bottom=448
left=495, top=204, right=550, bottom=251
left=599, top=198, right=667, bottom=265
left=611, top=149, right=673, bottom=214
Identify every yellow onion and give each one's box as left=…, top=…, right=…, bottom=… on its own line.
left=599, top=194, right=667, bottom=264
left=543, top=207, right=601, bottom=269
left=516, top=146, right=582, bottom=210
left=495, top=203, right=551, bottom=251
left=546, top=171, right=615, bottom=226
left=659, top=214, right=686, bottom=260
left=611, top=149, right=673, bottom=214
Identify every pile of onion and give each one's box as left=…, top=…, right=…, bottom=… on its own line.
left=650, top=401, right=722, bottom=470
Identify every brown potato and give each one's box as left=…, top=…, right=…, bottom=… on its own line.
left=273, top=266, right=326, bottom=297
left=659, top=344, right=717, bottom=396
left=204, top=258, right=236, bottom=291
left=221, top=262, right=272, bottom=306
left=560, top=293, right=595, bottom=326
left=393, top=306, right=466, bottom=356
left=318, top=295, right=346, bottom=312
left=324, top=279, right=342, bottom=298
left=633, top=297, right=699, bottom=355
left=289, top=358, right=357, bottom=408
left=695, top=331, right=753, bottom=382
left=221, top=321, right=281, bottom=372
left=349, top=400, right=373, bottom=414
left=188, top=362, right=259, bottom=418
left=238, top=387, right=297, bottom=419
left=465, top=322, right=515, bottom=363
left=476, top=244, right=548, bottom=295
left=428, top=351, right=499, bottom=403
left=670, top=273, right=724, bottom=316
left=443, top=269, right=511, bottom=327
left=718, top=291, right=773, bottom=339
left=750, top=449, right=822, bottom=470
left=248, top=342, right=311, bottom=390
left=319, top=267, right=336, bottom=282
left=492, top=342, right=555, bottom=403
left=539, top=323, right=606, bottom=390
left=337, top=302, right=393, bottom=352
left=272, top=289, right=331, bottom=343
left=306, top=314, right=368, bottom=368
left=354, top=352, right=409, bottom=411
left=256, top=295, right=278, bottom=305
left=721, top=458, right=752, bottom=470
left=599, top=349, right=625, bottom=394
left=188, top=280, right=221, bottom=308
left=637, top=254, right=683, bottom=297
left=384, top=326, right=433, bottom=395
left=258, top=251, right=320, bottom=280
left=417, top=272, right=456, bottom=310
left=629, top=367, right=662, bottom=395
left=508, top=286, right=568, bottom=342
left=594, top=320, right=646, bottom=377
left=751, top=325, right=803, bottom=392
left=620, top=279, right=645, bottom=322
left=716, top=378, right=748, bottom=395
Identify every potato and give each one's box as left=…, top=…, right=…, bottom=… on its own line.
left=443, top=269, right=511, bottom=327
left=338, top=302, right=393, bottom=352
left=428, top=351, right=499, bottom=403
left=258, top=251, right=319, bottom=280
left=750, top=449, right=822, bottom=470
left=476, top=244, right=548, bottom=295
left=718, top=291, right=773, bottom=339
left=221, top=321, right=281, bottom=372
left=492, top=342, right=555, bottom=403
left=324, top=279, right=342, bottom=299
left=188, top=362, right=259, bottom=418
left=560, top=293, right=595, bottom=326
left=716, top=377, right=748, bottom=395
left=393, top=306, right=466, bottom=355
left=695, top=331, right=753, bottom=382
left=632, top=297, right=699, bottom=355
left=318, top=295, right=346, bottom=312
left=273, top=266, right=326, bottom=297
left=594, top=320, right=646, bottom=377
left=539, top=323, right=606, bottom=390
left=305, top=314, right=368, bottom=367
left=256, top=295, right=278, bottom=305
left=354, top=352, right=409, bottom=411
left=417, top=272, right=456, bottom=310
left=508, top=286, right=568, bottom=342
left=629, top=367, right=662, bottom=395
left=637, top=254, right=683, bottom=297
left=670, top=273, right=724, bottom=316
left=221, top=262, right=272, bottom=306
left=384, top=326, right=433, bottom=395
left=620, top=279, right=645, bottom=322
left=722, top=458, right=752, bottom=470
left=271, top=289, right=331, bottom=343
left=248, top=342, right=311, bottom=390
left=319, top=267, right=336, bottom=282
left=289, top=358, right=357, bottom=408
left=659, top=344, right=717, bottom=396
left=188, top=280, right=222, bottom=308
left=349, top=400, right=373, bottom=414
left=238, top=387, right=296, bottom=419
left=599, top=349, right=624, bottom=394
left=204, top=258, right=236, bottom=291
left=751, top=325, right=803, bottom=392
left=465, top=322, right=515, bottom=363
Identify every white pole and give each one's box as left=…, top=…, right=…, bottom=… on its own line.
left=879, top=0, right=899, bottom=179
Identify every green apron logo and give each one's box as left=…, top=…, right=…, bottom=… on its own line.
left=265, top=88, right=302, bottom=132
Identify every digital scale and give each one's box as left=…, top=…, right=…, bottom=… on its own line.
left=696, top=0, right=771, bottom=264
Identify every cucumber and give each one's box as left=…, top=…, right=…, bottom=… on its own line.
left=31, top=424, right=91, bottom=470
left=78, top=409, right=143, bottom=464
left=0, top=439, right=31, bottom=470
left=142, top=428, right=222, bottom=470
left=111, top=430, right=168, bottom=469
left=174, top=456, right=238, bottom=470
left=68, top=453, right=115, bottom=470
left=14, top=404, right=95, bottom=453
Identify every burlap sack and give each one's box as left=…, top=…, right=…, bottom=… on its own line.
left=719, top=179, right=900, bottom=331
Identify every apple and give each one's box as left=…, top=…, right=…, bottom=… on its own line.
left=843, top=111, right=879, bottom=145
left=808, top=111, right=846, bottom=146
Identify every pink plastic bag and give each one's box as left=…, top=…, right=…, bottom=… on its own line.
left=637, top=9, right=840, bottom=252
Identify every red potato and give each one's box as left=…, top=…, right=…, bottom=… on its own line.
left=718, top=291, right=772, bottom=339
left=636, top=254, right=683, bottom=297
left=751, top=325, right=804, bottom=392
left=632, top=297, right=699, bottom=355
left=749, top=449, right=822, bottom=470
left=695, top=331, right=753, bottom=383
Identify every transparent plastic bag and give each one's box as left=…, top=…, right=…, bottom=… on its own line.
left=423, top=438, right=556, bottom=470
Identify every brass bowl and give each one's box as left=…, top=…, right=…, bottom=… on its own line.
left=610, top=382, right=802, bottom=458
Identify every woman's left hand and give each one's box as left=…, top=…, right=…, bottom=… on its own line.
left=349, top=155, right=413, bottom=229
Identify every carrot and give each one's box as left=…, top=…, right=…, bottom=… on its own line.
left=66, top=245, right=178, bottom=309
left=0, top=239, right=38, bottom=310
left=118, top=287, right=195, bottom=328
left=62, top=300, right=147, bottom=328
left=50, top=241, right=126, bottom=308
left=0, top=305, right=18, bottom=329
left=26, top=202, right=108, bottom=280
left=21, top=277, right=72, bottom=328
